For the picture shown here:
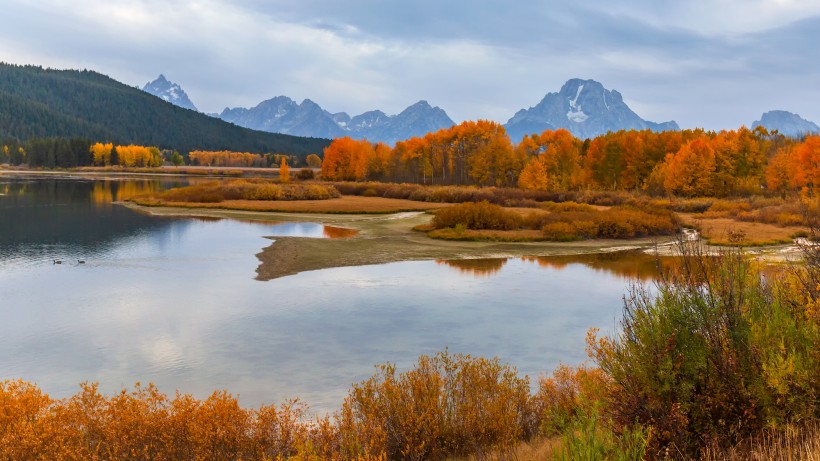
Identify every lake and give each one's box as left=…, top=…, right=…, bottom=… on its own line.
left=0, top=174, right=659, bottom=413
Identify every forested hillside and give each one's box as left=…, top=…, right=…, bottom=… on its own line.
left=0, top=63, right=330, bottom=156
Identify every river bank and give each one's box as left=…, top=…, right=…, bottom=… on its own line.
left=122, top=203, right=805, bottom=280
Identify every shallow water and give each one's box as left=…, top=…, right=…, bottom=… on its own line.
left=0, top=175, right=659, bottom=413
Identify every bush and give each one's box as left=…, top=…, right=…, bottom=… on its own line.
left=541, top=222, right=584, bottom=241
left=432, top=201, right=524, bottom=230
left=296, top=168, right=315, bottom=180
left=588, top=243, right=820, bottom=457
left=339, top=351, right=532, bottom=460
left=536, top=205, right=679, bottom=241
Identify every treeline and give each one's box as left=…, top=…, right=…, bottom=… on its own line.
left=0, top=63, right=330, bottom=158
left=2, top=244, right=819, bottom=459
left=322, top=122, right=817, bottom=197
left=0, top=138, right=310, bottom=169
left=0, top=137, right=94, bottom=168
left=188, top=151, right=302, bottom=168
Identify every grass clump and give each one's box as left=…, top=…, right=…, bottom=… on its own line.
left=537, top=205, right=680, bottom=241
left=432, top=201, right=524, bottom=231
left=146, top=179, right=341, bottom=203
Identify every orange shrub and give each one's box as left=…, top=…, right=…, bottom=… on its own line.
left=432, top=201, right=524, bottom=230
left=339, top=351, right=532, bottom=460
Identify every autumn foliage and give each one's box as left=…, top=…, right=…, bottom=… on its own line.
left=189, top=150, right=264, bottom=167
left=317, top=123, right=820, bottom=200
left=90, top=143, right=163, bottom=167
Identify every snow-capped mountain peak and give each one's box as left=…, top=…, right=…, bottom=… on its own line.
left=505, top=78, right=679, bottom=140
left=142, top=74, right=198, bottom=111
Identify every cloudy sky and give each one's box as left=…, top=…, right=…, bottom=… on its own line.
left=3, top=0, right=819, bottom=129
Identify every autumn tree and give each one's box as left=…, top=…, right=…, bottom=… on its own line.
left=518, top=129, right=582, bottom=191
left=662, top=137, right=717, bottom=196
left=321, top=137, right=373, bottom=181
left=90, top=142, right=114, bottom=166
left=305, top=153, right=322, bottom=169
left=279, top=157, right=290, bottom=183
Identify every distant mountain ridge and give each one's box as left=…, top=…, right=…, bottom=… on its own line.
left=143, top=74, right=198, bottom=111
left=0, top=63, right=329, bottom=156
left=219, top=97, right=455, bottom=145
left=752, top=110, right=819, bottom=137
left=504, top=78, right=679, bottom=140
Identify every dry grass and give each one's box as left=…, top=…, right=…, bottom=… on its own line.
left=701, top=424, right=820, bottom=461
left=446, top=437, right=562, bottom=461
left=679, top=213, right=807, bottom=245
left=133, top=195, right=452, bottom=214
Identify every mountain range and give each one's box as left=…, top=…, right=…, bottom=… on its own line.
left=146, top=76, right=682, bottom=142
left=0, top=63, right=329, bottom=156
left=752, top=110, right=820, bottom=137
left=142, top=74, right=820, bottom=144
left=218, top=97, right=455, bottom=145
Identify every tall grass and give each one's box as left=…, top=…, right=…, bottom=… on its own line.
left=143, top=179, right=341, bottom=203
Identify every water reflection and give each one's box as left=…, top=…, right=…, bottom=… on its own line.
left=436, top=258, right=508, bottom=277
left=436, top=251, right=668, bottom=281
left=89, top=179, right=168, bottom=208
left=0, top=176, right=187, bottom=265
left=268, top=222, right=358, bottom=239
left=0, top=175, right=649, bottom=414
left=521, top=251, right=666, bottom=281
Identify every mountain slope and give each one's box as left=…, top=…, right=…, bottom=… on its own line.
left=219, top=97, right=455, bottom=144
left=143, top=74, right=198, bottom=111
left=504, top=79, right=679, bottom=140
left=0, top=63, right=329, bottom=156
left=752, top=110, right=820, bottom=137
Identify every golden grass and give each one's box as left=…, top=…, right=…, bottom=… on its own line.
left=679, top=213, right=807, bottom=245
left=701, top=423, right=820, bottom=461
left=132, top=195, right=452, bottom=214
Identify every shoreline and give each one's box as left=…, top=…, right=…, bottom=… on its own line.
left=121, top=202, right=806, bottom=280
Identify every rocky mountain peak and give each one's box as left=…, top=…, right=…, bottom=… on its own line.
left=218, top=97, right=455, bottom=145
left=752, top=110, right=820, bottom=137
left=505, top=78, right=678, bottom=140
left=142, top=74, right=198, bottom=111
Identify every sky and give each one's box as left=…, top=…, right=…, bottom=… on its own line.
left=2, top=0, right=820, bottom=129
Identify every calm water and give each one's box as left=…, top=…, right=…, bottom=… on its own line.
left=0, top=175, right=658, bottom=413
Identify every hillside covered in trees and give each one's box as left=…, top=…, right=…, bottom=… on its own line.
left=0, top=63, right=330, bottom=157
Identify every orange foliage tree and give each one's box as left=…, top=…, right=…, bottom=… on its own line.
left=661, top=137, right=717, bottom=197
left=279, top=157, right=290, bottom=183
left=518, top=129, right=582, bottom=191
left=321, top=137, right=372, bottom=181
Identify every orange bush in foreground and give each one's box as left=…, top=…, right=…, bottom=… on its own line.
left=1, top=352, right=579, bottom=460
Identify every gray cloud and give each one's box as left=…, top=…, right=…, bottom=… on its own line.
left=2, top=0, right=819, bottom=130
